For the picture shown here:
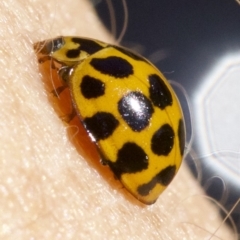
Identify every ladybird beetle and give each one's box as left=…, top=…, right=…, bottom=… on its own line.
left=34, top=36, right=185, bottom=204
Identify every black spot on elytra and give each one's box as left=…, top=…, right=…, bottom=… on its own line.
left=137, top=165, right=176, bottom=196
left=151, top=124, right=174, bottom=156
left=118, top=92, right=154, bottom=132
left=80, top=75, right=105, bottom=99
left=178, top=119, right=185, bottom=156
left=148, top=74, right=173, bottom=110
left=112, top=45, right=148, bottom=63
left=84, top=112, right=119, bottom=141
left=90, top=56, right=133, bottom=78
left=106, top=142, right=149, bottom=179
left=66, top=38, right=104, bottom=58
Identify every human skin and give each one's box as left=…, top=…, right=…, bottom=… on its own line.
left=0, top=0, right=235, bottom=239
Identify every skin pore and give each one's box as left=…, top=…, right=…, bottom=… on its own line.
left=0, top=0, right=236, bottom=239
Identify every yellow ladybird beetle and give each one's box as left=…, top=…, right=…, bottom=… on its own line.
left=34, top=36, right=185, bottom=204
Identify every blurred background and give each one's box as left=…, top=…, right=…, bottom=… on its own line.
left=93, top=0, right=240, bottom=236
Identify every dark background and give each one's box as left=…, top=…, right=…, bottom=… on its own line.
left=95, top=0, right=240, bottom=236
left=96, top=0, right=240, bottom=94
